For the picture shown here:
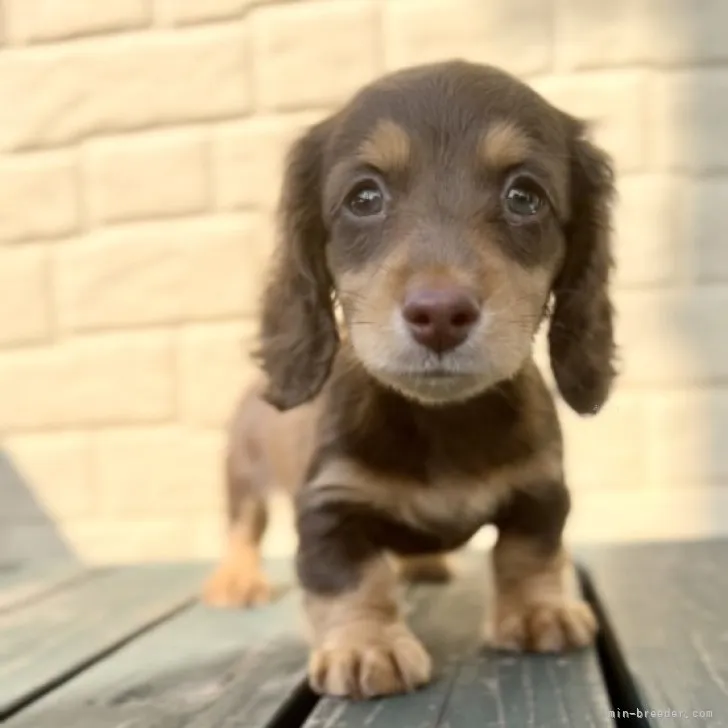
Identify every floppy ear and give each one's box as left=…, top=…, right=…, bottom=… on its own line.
left=548, top=123, right=618, bottom=416
left=253, top=120, right=339, bottom=411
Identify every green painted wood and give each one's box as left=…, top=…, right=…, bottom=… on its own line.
left=579, top=538, right=728, bottom=728
left=6, top=559, right=310, bottom=728
left=304, top=550, right=612, bottom=728
left=0, top=560, right=90, bottom=613
left=0, top=562, right=208, bottom=720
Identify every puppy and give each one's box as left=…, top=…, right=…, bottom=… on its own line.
left=203, top=59, right=617, bottom=700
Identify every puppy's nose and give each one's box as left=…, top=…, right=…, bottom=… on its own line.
left=402, top=287, right=480, bottom=353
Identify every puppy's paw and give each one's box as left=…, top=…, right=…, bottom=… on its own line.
left=398, top=554, right=453, bottom=584
left=202, top=562, right=271, bottom=609
left=483, top=598, right=597, bottom=653
left=308, top=623, right=432, bottom=699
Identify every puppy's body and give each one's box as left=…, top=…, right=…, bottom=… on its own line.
left=204, top=59, right=617, bottom=700
left=203, top=378, right=320, bottom=607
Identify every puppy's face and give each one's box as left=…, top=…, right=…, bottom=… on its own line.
left=257, top=61, right=616, bottom=415
left=322, top=71, right=572, bottom=404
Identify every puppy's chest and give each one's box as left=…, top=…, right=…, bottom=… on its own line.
left=396, top=472, right=507, bottom=529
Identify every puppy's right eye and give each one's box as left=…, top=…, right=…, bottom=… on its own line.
left=345, top=181, right=385, bottom=217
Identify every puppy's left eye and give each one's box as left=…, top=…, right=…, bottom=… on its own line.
left=503, top=177, right=545, bottom=219
left=345, top=180, right=385, bottom=217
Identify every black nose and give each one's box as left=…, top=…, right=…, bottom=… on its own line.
left=402, top=287, right=480, bottom=353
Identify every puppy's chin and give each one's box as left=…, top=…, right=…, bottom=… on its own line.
left=373, top=370, right=492, bottom=406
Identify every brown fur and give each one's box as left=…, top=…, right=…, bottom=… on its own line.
left=478, top=120, right=532, bottom=169
left=483, top=537, right=597, bottom=652
left=358, top=119, right=412, bottom=173
left=203, top=59, right=617, bottom=699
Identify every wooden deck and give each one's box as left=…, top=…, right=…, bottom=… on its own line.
left=1, top=540, right=726, bottom=727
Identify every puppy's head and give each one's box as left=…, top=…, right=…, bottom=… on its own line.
left=256, top=60, right=616, bottom=415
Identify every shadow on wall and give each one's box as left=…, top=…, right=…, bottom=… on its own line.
left=642, top=5, right=728, bottom=533
left=0, top=449, right=78, bottom=564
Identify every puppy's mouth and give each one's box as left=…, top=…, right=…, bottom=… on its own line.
left=346, top=313, right=497, bottom=403
left=410, top=368, right=462, bottom=379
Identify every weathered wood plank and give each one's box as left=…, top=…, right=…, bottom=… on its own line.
left=0, top=562, right=208, bottom=720
left=580, top=538, right=728, bottom=728
left=6, top=559, right=311, bottom=728
left=304, top=550, right=612, bottom=728
left=0, top=560, right=90, bottom=613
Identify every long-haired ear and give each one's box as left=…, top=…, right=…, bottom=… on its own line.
left=548, top=122, right=618, bottom=416
left=253, top=120, right=339, bottom=411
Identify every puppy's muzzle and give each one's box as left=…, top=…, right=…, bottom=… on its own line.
left=402, top=285, right=480, bottom=354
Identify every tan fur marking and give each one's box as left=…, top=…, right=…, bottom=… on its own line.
left=202, top=522, right=272, bottom=608
left=478, top=120, right=531, bottom=169
left=304, top=557, right=432, bottom=698
left=396, top=553, right=453, bottom=583
left=358, top=119, right=412, bottom=173
left=483, top=536, right=598, bottom=652
left=308, top=444, right=562, bottom=537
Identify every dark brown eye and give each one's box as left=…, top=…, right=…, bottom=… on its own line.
left=345, top=181, right=384, bottom=217
left=503, top=178, right=545, bottom=219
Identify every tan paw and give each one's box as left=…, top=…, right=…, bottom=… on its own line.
left=201, top=562, right=271, bottom=608
left=308, top=624, right=432, bottom=699
left=398, top=555, right=453, bottom=584
left=483, top=599, right=598, bottom=653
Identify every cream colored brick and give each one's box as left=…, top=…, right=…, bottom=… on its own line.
left=612, top=175, right=692, bottom=288
left=648, top=390, right=728, bottom=488
left=555, top=0, right=728, bottom=70
left=67, top=517, right=193, bottom=562
left=92, top=426, right=225, bottom=515
left=55, top=216, right=271, bottom=332
left=85, top=130, right=209, bottom=225
left=0, top=152, right=78, bottom=241
left=384, top=0, right=551, bottom=76
left=4, top=0, right=151, bottom=44
left=213, top=113, right=324, bottom=211
left=614, top=176, right=728, bottom=286
left=190, top=495, right=297, bottom=560
left=567, top=488, right=728, bottom=544
left=651, top=70, right=728, bottom=172
left=681, top=179, right=728, bottom=283
left=2, top=432, right=93, bottom=518
left=0, top=333, right=174, bottom=430
left=183, top=216, right=273, bottom=320
left=613, top=176, right=728, bottom=287
left=533, top=72, right=650, bottom=174
left=178, top=321, right=259, bottom=427
left=252, top=1, right=379, bottom=111
left=185, top=514, right=227, bottom=559
left=157, top=0, right=254, bottom=25
left=616, top=288, right=728, bottom=387
left=557, top=390, right=649, bottom=491
left=55, top=231, right=180, bottom=330
left=533, top=328, right=649, bottom=489
left=0, top=27, right=250, bottom=152
left=555, top=0, right=652, bottom=69
left=0, top=246, right=50, bottom=346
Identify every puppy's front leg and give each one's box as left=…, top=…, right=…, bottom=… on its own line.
left=484, top=480, right=597, bottom=652
left=296, top=496, right=432, bottom=699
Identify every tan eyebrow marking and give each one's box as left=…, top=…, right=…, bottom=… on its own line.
left=478, top=120, right=531, bottom=169
left=358, top=119, right=412, bottom=173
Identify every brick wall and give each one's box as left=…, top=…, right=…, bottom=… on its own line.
left=2, top=0, right=727, bottom=563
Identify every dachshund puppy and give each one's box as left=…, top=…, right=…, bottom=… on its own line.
left=203, top=59, right=617, bottom=700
